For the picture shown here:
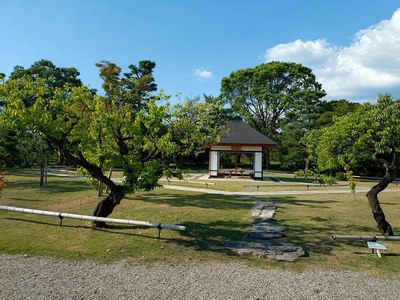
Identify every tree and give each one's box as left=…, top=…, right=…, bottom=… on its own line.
left=0, top=127, right=45, bottom=168
left=220, top=61, right=326, bottom=167
left=304, top=94, right=400, bottom=235
left=10, top=60, right=82, bottom=92
left=294, top=99, right=361, bottom=171
left=0, top=60, right=83, bottom=170
left=316, top=99, right=360, bottom=128
left=278, top=121, right=308, bottom=170
left=1, top=60, right=223, bottom=227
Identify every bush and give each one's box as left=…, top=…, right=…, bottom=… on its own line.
left=335, top=172, right=346, bottom=181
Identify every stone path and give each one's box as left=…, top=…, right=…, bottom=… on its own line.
left=163, top=184, right=307, bottom=261
left=224, top=199, right=305, bottom=261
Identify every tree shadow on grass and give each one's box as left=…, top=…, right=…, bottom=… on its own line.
left=130, top=191, right=255, bottom=211
left=162, top=219, right=251, bottom=254
left=279, top=216, right=381, bottom=256
left=3, top=197, right=43, bottom=202
left=5, top=179, right=91, bottom=193
left=267, top=196, right=338, bottom=209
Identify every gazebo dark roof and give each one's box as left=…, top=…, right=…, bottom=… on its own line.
left=218, top=117, right=276, bottom=147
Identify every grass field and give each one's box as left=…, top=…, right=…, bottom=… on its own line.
left=1, top=170, right=400, bottom=276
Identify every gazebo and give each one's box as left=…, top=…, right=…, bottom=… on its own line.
left=208, top=117, right=276, bottom=180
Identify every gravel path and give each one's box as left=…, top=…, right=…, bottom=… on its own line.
left=1, top=254, right=399, bottom=300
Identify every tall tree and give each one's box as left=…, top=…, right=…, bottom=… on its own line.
left=220, top=61, right=326, bottom=167
left=304, top=94, right=400, bottom=235
left=1, top=60, right=223, bottom=227
left=316, top=99, right=360, bottom=128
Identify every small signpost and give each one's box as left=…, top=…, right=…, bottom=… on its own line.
left=367, top=241, right=387, bottom=258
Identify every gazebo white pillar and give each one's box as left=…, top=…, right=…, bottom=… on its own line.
left=254, top=151, right=263, bottom=180
left=209, top=150, right=219, bottom=177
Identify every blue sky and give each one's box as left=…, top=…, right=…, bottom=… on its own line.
left=1, top=1, right=400, bottom=102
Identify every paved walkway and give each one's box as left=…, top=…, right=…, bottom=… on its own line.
left=162, top=184, right=398, bottom=196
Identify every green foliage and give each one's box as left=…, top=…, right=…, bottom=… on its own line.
left=294, top=169, right=336, bottom=185
left=303, top=94, right=400, bottom=189
left=0, top=60, right=223, bottom=199
left=334, top=172, right=346, bottom=181
left=0, top=60, right=83, bottom=167
left=10, top=60, right=82, bottom=90
left=344, top=165, right=357, bottom=193
left=308, top=94, right=400, bottom=171
left=221, top=61, right=326, bottom=139
left=316, top=99, right=360, bottom=128
left=276, top=121, right=308, bottom=170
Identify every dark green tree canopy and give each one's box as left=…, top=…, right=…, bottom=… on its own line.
left=220, top=61, right=326, bottom=138
left=10, top=59, right=82, bottom=95
left=315, top=99, right=360, bottom=128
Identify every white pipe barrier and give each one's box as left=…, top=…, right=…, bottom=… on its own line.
left=0, top=205, right=187, bottom=232
left=332, top=235, right=400, bottom=241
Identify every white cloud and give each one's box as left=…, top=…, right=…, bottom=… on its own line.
left=194, top=68, right=213, bottom=80
left=265, top=9, right=400, bottom=101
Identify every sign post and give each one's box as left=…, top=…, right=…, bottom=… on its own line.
left=367, top=241, right=387, bottom=258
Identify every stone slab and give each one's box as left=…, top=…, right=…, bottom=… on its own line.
left=258, top=209, right=275, bottom=219
left=251, top=202, right=275, bottom=218
left=247, top=232, right=285, bottom=240
left=224, top=240, right=306, bottom=262
left=251, top=222, right=287, bottom=232
left=252, top=209, right=276, bottom=221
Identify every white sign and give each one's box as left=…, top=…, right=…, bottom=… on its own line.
left=367, top=242, right=387, bottom=250
left=367, top=242, right=387, bottom=258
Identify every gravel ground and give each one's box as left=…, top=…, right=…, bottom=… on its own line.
left=1, top=254, right=399, bottom=300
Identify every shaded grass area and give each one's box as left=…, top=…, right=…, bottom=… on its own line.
left=1, top=171, right=400, bottom=276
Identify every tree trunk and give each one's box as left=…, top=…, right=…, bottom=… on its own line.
left=304, top=159, right=309, bottom=172
left=366, top=187, right=393, bottom=236
left=365, top=153, right=398, bottom=236
left=39, top=143, right=45, bottom=187
left=48, top=140, right=129, bottom=228
left=92, top=185, right=125, bottom=228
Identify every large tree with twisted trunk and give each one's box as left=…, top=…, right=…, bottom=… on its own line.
left=304, top=94, right=400, bottom=236
left=0, top=60, right=223, bottom=227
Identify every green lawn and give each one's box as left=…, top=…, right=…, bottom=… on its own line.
left=1, top=170, right=399, bottom=276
